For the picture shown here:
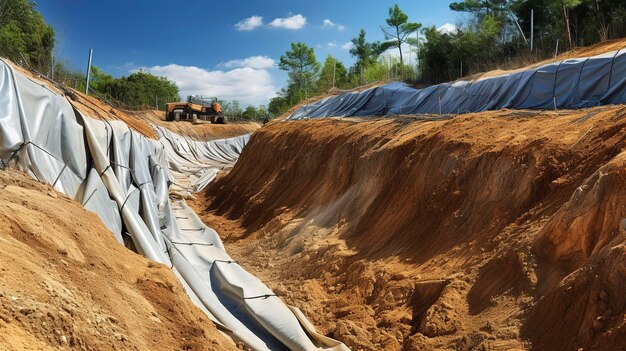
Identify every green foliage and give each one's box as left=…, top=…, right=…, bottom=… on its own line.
left=420, top=0, right=626, bottom=83
left=242, top=105, right=257, bottom=120
left=317, top=55, right=349, bottom=92
left=52, top=61, right=85, bottom=89
left=349, top=29, right=395, bottom=76
left=278, top=42, right=321, bottom=106
left=349, top=29, right=375, bottom=74
left=90, top=69, right=179, bottom=108
left=0, top=0, right=55, bottom=72
left=381, top=4, right=421, bottom=65
left=222, top=100, right=242, bottom=117
left=234, top=104, right=268, bottom=120
left=88, top=66, right=114, bottom=92
left=363, top=56, right=415, bottom=83
left=450, top=0, right=511, bottom=19
left=268, top=96, right=288, bottom=116
left=419, top=14, right=502, bottom=83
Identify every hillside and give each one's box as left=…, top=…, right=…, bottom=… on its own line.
left=192, top=39, right=626, bottom=351
left=0, top=169, right=236, bottom=351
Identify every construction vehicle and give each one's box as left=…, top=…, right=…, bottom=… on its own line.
left=165, top=96, right=227, bottom=124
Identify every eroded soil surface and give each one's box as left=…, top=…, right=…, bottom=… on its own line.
left=194, top=106, right=626, bottom=350
left=0, top=169, right=236, bottom=351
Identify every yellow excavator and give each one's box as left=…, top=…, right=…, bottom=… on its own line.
left=165, top=96, right=227, bottom=124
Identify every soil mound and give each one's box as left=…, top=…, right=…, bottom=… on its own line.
left=0, top=169, right=235, bottom=351
left=195, top=105, right=626, bottom=350
left=136, top=109, right=260, bottom=140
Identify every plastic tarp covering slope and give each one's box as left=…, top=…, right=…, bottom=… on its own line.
left=155, top=125, right=249, bottom=196
left=288, top=48, right=626, bottom=119
left=0, top=59, right=348, bottom=351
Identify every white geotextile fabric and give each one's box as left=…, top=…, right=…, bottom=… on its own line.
left=155, top=125, right=249, bottom=196
left=0, top=59, right=348, bottom=351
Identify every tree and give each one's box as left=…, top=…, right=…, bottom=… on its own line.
left=419, top=26, right=456, bottom=83
left=317, top=55, right=348, bottom=92
left=381, top=4, right=421, bottom=65
left=93, top=69, right=179, bottom=108
left=0, top=0, right=54, bottom=72
left=349, top=29, right=394, bottom=81
left=550, top=0, right=583, bottom=48
left=349, top=29, right=374, bottom=74
left=268, top=96, right=288, bottom=116
left=256, top=105, right=267, bottom=118
left=223, top=100, right=242, bottom=118
left=449, top=0, right=511, bottom=20
left=88, top=66, right=114, bottom=93
left=279, top=42, right=320, bottom=102
left=242, top=105, right=257, bottom=120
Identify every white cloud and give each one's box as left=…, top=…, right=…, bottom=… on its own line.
left=322, top=19, right=345, bottom=31
left=235, top=16, right=263, bottom=31
left=438, top=23, right=457, bottom=34
left=327, top=42, right=337, bottom=48
left=268, top=14, right=307, bottom=30
left=218, top=56, right=275, bottom=69
left=138, top=64, right=276, bottom=106
left=341, top=41, right=353, bottom=50
left=380, top=42, right=419, bottom=66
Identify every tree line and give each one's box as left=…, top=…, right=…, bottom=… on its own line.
left=0, top=0, right=269, bottom=120
left=0, top=0, right=54, bottom=72
left=269, top=0, right=626, bottom=116
left=1, top=0, right=624, bottom=118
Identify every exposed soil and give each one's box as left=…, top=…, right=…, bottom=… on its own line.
left=134, top=109, right=261, bottom=140
left=194, top=105, right=626, bottom=350
left=65, top=93, right=260, bottom=141
left=0, top=169, right=236, bottom=351
left=464, top=37, right=626, bottom=81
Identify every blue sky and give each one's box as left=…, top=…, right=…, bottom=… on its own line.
left=38, top=0, right=458, bottom=105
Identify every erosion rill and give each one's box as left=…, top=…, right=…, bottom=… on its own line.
left=196, top=108, right=626, bottom=350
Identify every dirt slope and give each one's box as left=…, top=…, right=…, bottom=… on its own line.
left=135, top=109, right=260, bottom=140
left=194, top=105, right=626, bottom=350
left=0, top=169, right=236, bottom=351
left=463, top=37, right=626, bottom=81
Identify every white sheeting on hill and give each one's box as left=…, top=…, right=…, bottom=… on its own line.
left=0, top=59, right=348, bottom=351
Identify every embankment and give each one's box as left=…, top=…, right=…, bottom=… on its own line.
left=196, top=106, right=626, bottom=350
left=0, top=169, right=236, bottom=351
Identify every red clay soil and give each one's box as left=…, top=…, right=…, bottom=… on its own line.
left=0, top=169, right=236, bottom=351
left=193, top=105, right=626, bottom=350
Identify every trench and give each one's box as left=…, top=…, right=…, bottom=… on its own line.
left=0, top=59, right=349, bottom=351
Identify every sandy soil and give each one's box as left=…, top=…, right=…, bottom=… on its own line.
left=133, top=109, right=261, bottom=140
left=0, top=169, right=236, bottom=351
left=193, top=105, right=626, bottom=351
